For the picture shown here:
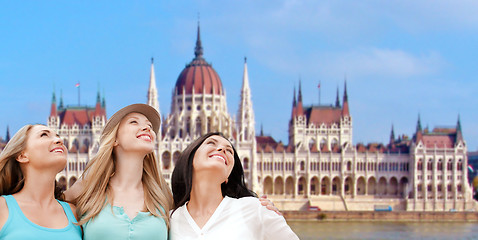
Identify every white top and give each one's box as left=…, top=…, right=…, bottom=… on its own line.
left=170, top=196, right=299, bottom=240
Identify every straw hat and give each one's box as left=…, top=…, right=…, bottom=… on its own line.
left=102, top=103, right=161, bottom=135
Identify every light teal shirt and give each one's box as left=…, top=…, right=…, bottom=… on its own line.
left=83, top=203, right=168, bottom=240
left=0, top=195, right=82, bottom=240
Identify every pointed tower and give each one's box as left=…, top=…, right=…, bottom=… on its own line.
left=236, top=57, right=259, bottom=193
left=48, top=91, right=60, bottom=130
left=95, top=89, right=102, bottom=116
left=6, top=125, right=10, bottom=142
left=237, top=57, right=255, bottom=142
left=456, top=115, right=463, bottom=144
left=165, top=21, right=233, bottom=140
left=296, top=79, right=304, bottom=116
left=59, top=89, right=64, bottom=109
left=415, top=114, right=423, bottom=143
left=335, top=86, right=340, bottom=108
left=390, top=124, right=395, bottom=145
left=342, top=81, right=350, bottom=116
left=147, top=58, right=160, bottom=112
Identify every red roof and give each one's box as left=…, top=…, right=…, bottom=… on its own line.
left=175, top=58, right=223, bottom=95
left=305, top=106, right=342, bottom=126
left=422, top=135, right=455, bottom=148
left=58, top=107, right=106, bottom=126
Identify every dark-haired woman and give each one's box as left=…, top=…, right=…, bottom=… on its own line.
left=170, top=132, right=298, bottom=240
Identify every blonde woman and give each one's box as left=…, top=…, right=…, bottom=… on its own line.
left=170, top=132, right=298, bottom=240
left=64, top=103, right=173, bottom=239
left=0, top=124, right=82, bottom=239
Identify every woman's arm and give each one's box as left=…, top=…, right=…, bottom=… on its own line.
left=259, top=199, right=299, bottom=240
left=63, top=179, right=84, bottom=203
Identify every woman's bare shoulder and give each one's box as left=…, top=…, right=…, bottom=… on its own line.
left=63, top=179, right=84, bottom=203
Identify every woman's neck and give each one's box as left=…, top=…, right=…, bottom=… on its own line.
left=110, top=151, right=145, bottom=190
left=187, top=177, right=224, bottom=216
left=15, top=169, right=56, bottom=206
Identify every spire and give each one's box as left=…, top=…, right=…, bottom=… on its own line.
left=96, top=89, right=101, bottom=103
left=194, top=22, right=204, bottom=59
left=342, top=80, right=350, bottom=116
left=94, top=87, right=101, bottom=111
left=5, top=125, right=10, bottom=142
left=335, top=86, right=340, bottom=107
left=50, top=91, right=57, bottom=116
left=416, top=114, right=422, bottom=132
left=237, top=56, right=255, bottom=142
left=260, top=123, right=264, bottom=136
left=390, top=124, right=395, bottom=145
left=293, top=86, right=297, bottom=107
left=296, top=80, right=304, bottom=117
left=59, top=89, right=64, bottom=109
left=415, top=114, right=423, bottom=143
left=147, top=57, right=160, bottom=112
left=456, top=115, right=463, bottom=143
left=298, top=78, right=303, bottom=103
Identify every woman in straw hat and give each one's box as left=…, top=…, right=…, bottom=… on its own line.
left=0, top=124, right=82, bottom=239
left=170, top=132, right=298, bottom=240
left=65, top=103, right=172, bottom=239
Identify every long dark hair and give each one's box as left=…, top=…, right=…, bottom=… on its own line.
left=171, top=132, right=256, bottom=210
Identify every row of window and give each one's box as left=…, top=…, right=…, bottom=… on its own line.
left=65, top=162, right=87, bottom=171
left=417, top=161, right=463, bottom=171
left=416, top=184, right=462, bottom=193
left=417, top=175, right=463, bottom=180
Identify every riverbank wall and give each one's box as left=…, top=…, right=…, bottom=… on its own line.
left=283, top=210, right=478, bottom=222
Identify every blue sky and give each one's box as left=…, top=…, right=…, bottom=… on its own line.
left=1, top=1, right=477, bottom=150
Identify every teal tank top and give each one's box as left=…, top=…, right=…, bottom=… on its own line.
left=0, top=195, right=82, bottom=240
left=83, top=203, right=168, bottom=240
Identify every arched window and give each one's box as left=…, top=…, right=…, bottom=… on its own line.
left=195, top=117, right=201, bottom=136
left=437, top=159, right=443, bottom=171
left=243, top=158, right=249, bottom=170
left=447, top=159, right=453, bottom=171
left=427, top=159, right=433, bottom=171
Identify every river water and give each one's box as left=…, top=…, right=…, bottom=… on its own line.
left=288, top=220, right=478, bottom=240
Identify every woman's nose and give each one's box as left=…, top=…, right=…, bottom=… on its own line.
left=54, top=136, right=63, bottom=145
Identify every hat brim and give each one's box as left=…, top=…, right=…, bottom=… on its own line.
left=102, top=103, right=161, bottom=136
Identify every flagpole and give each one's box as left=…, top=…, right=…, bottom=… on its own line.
left=78, top=82, right=80, bottom=106
left=318, top=80, right=321, bottom=106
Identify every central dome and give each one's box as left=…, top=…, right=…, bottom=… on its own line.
left=174, top=25, right=223, bottom=95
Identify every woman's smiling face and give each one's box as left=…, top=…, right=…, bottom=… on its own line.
left=192, top=135, right=235, bottom=181
left=114, top=112, right=156, bottom=154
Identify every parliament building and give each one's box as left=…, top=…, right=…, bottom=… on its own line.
left=49, top=25, right=475, bottom=211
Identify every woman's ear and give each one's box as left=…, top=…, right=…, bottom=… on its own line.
left=16, top=153, right=29, bottom=164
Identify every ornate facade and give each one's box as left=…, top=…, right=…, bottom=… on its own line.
left=52, top=24, right=475, bottom=211
left=49, top=90, right=106, bottom=190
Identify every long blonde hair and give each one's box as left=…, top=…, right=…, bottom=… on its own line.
left=75, top=122, right=173, bottom=226
left=0, top=125, right=33, bottom=195
left=0, top=124, right=63, bottom=199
